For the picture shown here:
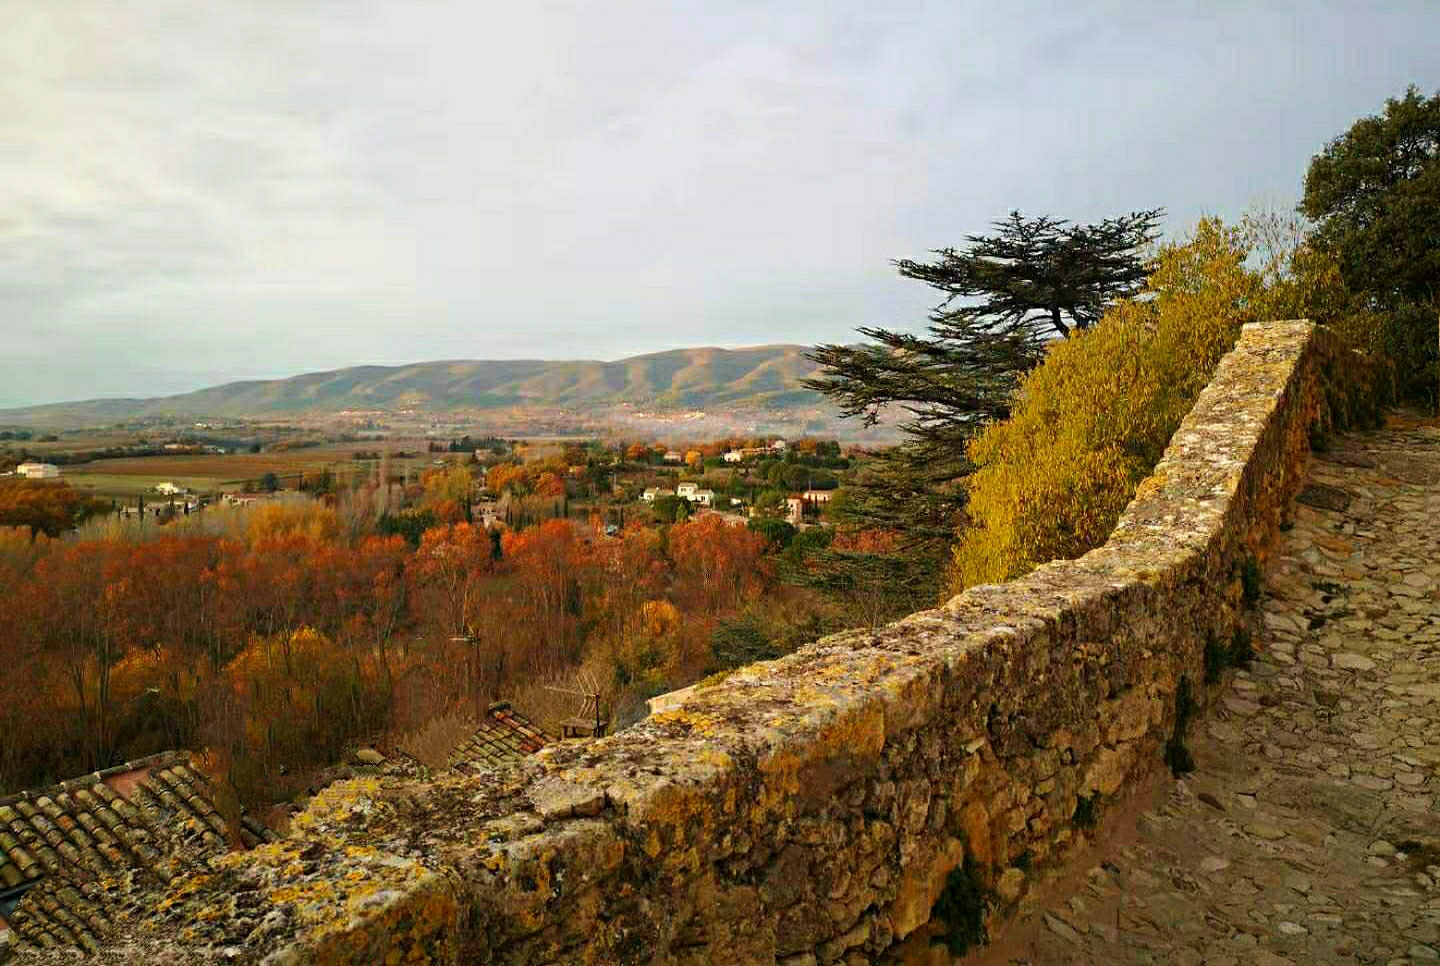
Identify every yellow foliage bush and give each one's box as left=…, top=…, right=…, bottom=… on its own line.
left=244, top=500, right=342, bottom=544
left=949, top=217, right=1356, bottom=593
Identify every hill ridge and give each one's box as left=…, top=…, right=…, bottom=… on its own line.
left=1, top=344, right=826, bottom=425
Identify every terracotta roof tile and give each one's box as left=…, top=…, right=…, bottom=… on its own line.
left=0, top=751, right=275, bottom=956
left=447, top=703, right=552, bottom=773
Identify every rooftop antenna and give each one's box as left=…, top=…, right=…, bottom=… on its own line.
left=546, top=671, right=608, bottom=739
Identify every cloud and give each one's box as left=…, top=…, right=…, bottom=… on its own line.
left=1, top=0, right=1437, bottom=406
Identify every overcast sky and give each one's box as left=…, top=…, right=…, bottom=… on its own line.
left=3, top=1, right=1437, bottom=407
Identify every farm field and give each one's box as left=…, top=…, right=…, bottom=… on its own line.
left=60, top=447, right=468, bottom=500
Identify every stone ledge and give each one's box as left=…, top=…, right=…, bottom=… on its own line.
left=53, top=320, right=1377, bottom=965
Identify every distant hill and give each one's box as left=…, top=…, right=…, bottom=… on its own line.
left=0, top=345, right=833, bottom=425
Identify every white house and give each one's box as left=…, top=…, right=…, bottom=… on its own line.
left=692, top=489, right=715, bottom=507
left=802, top=489, right=834, bottom=504
left=676, top=482, right=699, bottom=500
left=785, top=496, right=804, bottom=525
left=770, top=439, right=788, bottom=452
left=154, top=482, right=186, bottom=496
left=723, top=450, right=745, bottom=463
left=16, top=463, right=59, bottom=479
left=641, top=487, right=675, bottom=503
left=662, top=450, right=684, bottom=464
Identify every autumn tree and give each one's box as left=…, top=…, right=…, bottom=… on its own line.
left=25, top=543, right=129, bottom=768
left=419, top=464, right=476, bottom=523
left=0, top=479, right=102, bottom=542
left=502, top=520, right=589, bottom=669
left=668, top=515, right=767, bottom=615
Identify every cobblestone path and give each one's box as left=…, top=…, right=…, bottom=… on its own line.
left=992, top=416, right=1440, bottom=965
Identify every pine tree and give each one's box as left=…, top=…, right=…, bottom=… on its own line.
left=804, top=209, right=1161, bottom=599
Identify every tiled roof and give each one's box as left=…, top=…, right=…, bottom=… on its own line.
left=0, top=752, right=276, bottom=955
left=446, top=704, right=550, bottom=773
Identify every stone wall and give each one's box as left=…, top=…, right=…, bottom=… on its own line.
left=123, top=321, right=1374, bottom=964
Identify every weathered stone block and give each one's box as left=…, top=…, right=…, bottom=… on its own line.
left=889, top=836, right=965, bottom=941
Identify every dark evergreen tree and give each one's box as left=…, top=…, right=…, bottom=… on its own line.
left=804, top=209, right=1161, bottom=601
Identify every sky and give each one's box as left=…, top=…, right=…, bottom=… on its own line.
left=2, top=1, right=1438, bottom=407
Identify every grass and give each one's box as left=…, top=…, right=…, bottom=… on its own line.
left=1073, top=791, right=1101, bottom=831
left=1238, top=556, right=1263, bottom=607
left=930, top=853, right=994, bottom=955
left=1164, top=675, right=1198, bottom=777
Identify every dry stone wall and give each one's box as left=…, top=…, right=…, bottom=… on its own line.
left=107, top=321, right=1378, bottom=965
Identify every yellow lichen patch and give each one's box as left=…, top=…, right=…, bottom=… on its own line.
left=268, top=878, right=338, bottom=908
left=292, top=777, right=385, bottom=832
left=694, top=748, right=733, bottom=770
left=301, top=872, right=460, bottom=965
left=153, top=873, right=214, bottom=913
left=215, top=838, right=295, bottom=871
left=651, top=708, right=724, bottom=735
left=635, top=776, right=714, bottom=834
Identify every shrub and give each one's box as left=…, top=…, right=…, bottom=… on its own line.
left=1073, top=791, right=1101, bottom=831
left=747, top=517, right=796, bottom=549
left=708, top=617, right=781, bottom=672
left=951, top=220, right=1264, bottom=591
left=1164, top=675, right=1198, bottom=777
left=948, top=215, right=1379, bottom=594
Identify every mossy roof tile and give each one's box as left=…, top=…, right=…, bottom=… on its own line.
left=0, top=751, right=272, bottom=955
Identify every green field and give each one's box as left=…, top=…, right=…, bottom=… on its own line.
left=59, top=448, right=468, bottom=501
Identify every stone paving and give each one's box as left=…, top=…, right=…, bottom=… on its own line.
left=991, top=416, right=1440, bottom=965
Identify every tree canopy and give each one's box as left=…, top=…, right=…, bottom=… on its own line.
left=0, top=480, right=103, bottom=542
left=1301, top=86, right=1440, bottom=400
left=802, top=209, right=1161, bottom=591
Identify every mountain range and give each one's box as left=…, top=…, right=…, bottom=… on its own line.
left=0, top=345, right=833, bottom=426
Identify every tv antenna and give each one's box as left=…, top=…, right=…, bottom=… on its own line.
left=546, top=671, right=608, bottom=739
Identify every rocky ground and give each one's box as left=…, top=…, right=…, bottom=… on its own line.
left=987, top=415, right=1440, bottom=965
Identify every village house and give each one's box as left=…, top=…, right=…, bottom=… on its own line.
left=722, top=450, right=745, bottom=463
left=222, top=492, right=269, bottom=506
left=802, top=489, right=834, bottom=505
left=15, top=463, right=59, bottom=480
left=662, top=450, right=684, bottom=464
left=674, top=483, right=716, bottom=507
left=154, top=482, right=186, bottom=496
left=785, top=496, right=804, bottom=525
left=640, top=487, right=675, bottom=503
